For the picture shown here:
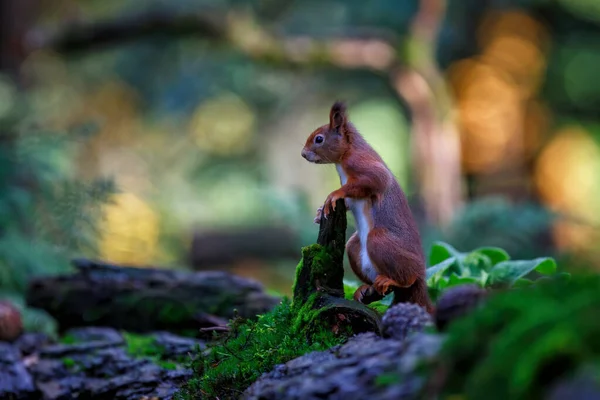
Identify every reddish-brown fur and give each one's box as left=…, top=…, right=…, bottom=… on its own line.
left=301, top=101, right=434, bottom=314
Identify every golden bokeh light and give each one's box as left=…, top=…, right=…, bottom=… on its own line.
left=449, top=9, right=550, bottom=174
left=189, top=93, right=256, bottom=155
left=449, top=58, right=521, bottom=172
left=535, top=127, right=600, bottom=222
left=483, top=35, right=546, bottom=97
left=477, top=10, right=549, bottom=51
left=98, top=192, right=159, bottom=265
left=523, top=101, right=550, bottom=155
left=535, top=127, right=600, bottom=253
left=553, top=221, right=600, bottom=256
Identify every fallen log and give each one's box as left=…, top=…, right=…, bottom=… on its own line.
left=26, top=259, right=279, bottom=336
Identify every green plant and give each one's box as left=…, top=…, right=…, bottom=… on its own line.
left=439, top=274, right=600, bottom=400
left=426, top=241, right=568, bottom=301
left=177, top=297, right=345, bottom=399
left=343, top=280, right=393, bottom=314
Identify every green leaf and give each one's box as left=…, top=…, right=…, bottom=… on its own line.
left=378, top=292, right=394, bottom=306
left=513, top=278, right=534, bottom=288
left=463, top=253, right=492, bottom=275
left=436, top=277, right=450, bottom=290
left=427, top=286, right=442, bottom=303
left=428, top=241, right=463, bottom=266
left=446, top=273, right=482, bottom=289
left=475, top=247, right=510, bottom=265
left=426, top=258, right=455, bottom=283
left=486, top=258, right=558, bottom=288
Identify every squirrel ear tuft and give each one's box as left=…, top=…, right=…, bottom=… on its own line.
left=329, top=101, right=347, bottom=132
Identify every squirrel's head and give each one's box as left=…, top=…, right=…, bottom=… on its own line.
left=301, top=101, right=351, bottom=164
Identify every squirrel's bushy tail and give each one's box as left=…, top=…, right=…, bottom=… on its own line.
left=392, top=278, right=435, bottom=315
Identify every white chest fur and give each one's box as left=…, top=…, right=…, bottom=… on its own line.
left=335, top=164, right=378, bottom=282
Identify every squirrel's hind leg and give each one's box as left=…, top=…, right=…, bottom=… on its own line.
left=347, top=232, right=371, bottom=284
left=367, top=228, right=433, bottom=312
left=366, top=228, right=421, bottom=289
left=347, top=233, right=384, bottom=304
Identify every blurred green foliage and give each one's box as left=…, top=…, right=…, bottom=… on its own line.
left=0, top=79, right=116, bottom=297
left=424, top=197, right=557, bottom=262
left=440, top=274, right=600, bottom=400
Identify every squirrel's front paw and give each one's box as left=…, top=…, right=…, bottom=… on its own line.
left=313, top=206, right=323, bottom=224
left=353, top=284, right=384, bottom=304
left=373, top=275, right=396, bottom=296
left=323, top=190, right=344, bottom=218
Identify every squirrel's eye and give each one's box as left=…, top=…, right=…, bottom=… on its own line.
left=315, top=135, right=324, bottom=144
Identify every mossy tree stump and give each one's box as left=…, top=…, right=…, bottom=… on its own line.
left=292, top=199, right=382, bottom=336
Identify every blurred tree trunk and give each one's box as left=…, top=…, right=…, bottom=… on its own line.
left=393, top=0, right=464, bottom=227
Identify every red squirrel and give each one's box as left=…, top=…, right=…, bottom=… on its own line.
left=301, top=101, right=434, bottom=314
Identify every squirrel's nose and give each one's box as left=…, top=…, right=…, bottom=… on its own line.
left=301, top=149, right=308, bottom=159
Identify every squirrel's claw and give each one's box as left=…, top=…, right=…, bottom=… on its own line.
left=323, top=190, right=344, bottom=218
left=353, top=284, right=384, bottom=304
left=373, top=275, right=396, bottom=296
left=353, top=284, right=371, bottom=303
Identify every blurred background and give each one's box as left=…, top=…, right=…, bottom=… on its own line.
left=1, top=0, right=600, bottom=297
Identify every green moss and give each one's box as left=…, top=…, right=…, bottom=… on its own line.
left=176, top=297, right=345, bottom=399
left=292, top=244, right=328, bottom=295
left=62, top=357, right=76, bottom=368
left=375, top=372, right=400, bottom=387
left=290, top=258, right=304, bottom=298
left=59, top=334, right=79, bottom=345
left=440, top=275, right=600, bottom=400
left=177, top=232, right=366, bottom=398
left=157, top=360, right=178, bottom=370
left=293, top=244, right=344, bottom=303
left=368, top=301, right=390, bottom=314
left=123, top=332, right=164, bottom=358
left=291, top=292, right=321, bottom=333
left=122, top=332, right=187, bottom=368
left=307, top=244, right=334, bottom=276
